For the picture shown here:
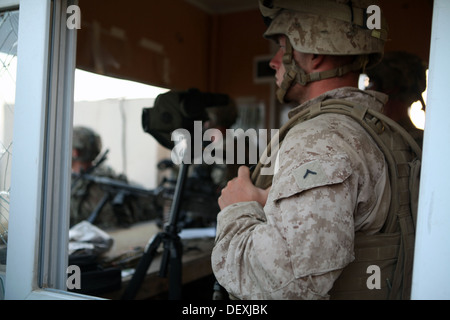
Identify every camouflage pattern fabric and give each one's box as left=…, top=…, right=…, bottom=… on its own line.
left=212, top=87, right=390, bottom=299
left=396, top=117, right=424, bottom=148
left=70, top=164, right=135, bottom=230
left=260, top=0, right=388, bottom=68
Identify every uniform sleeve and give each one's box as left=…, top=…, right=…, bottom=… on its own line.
left=212, top=119, right=359, bottom=299
left=212, top=201, right=299, bottom=299
left=212, top=154, right=356, bottom=299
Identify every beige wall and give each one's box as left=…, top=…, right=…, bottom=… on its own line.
left=73, top=98, right=171, bottom=189
left=77, top=0, right=211, bottom=91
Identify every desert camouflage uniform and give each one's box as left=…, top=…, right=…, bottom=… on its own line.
left=212, top=87, right=390, bottom=299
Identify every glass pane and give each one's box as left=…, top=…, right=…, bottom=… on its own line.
left=0, top=9, right=19, bottom=298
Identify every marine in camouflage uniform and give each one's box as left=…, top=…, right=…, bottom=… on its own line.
left=212, top=0, right=392, bottom=299
left=71, top=126, right=135, bottom=230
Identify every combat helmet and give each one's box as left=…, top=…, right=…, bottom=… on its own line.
left=259, top=0, right=389, bottom=102
left=72, top=126, right=102, bottom=162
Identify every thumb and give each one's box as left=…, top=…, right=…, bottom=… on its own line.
left=237, top=165, right=251, bottom=180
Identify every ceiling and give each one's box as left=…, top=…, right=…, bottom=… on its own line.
left=185, top=0, right=259, bottom=14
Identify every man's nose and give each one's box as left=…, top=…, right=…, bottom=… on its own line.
left=269, top=50, right=282, bottom=70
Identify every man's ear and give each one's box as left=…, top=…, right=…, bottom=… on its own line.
left=311, top=54, right=326, bottom=71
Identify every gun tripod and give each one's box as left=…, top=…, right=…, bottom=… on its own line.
left=121, top=162, right=189, bottom=300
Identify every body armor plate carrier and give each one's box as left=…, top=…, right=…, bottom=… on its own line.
left=251, top=99, right=421, bottom=300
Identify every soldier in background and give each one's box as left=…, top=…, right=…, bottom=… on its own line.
left=71, top=126, right=135, bottom=230
left=365, top=51, right=427, bottom=147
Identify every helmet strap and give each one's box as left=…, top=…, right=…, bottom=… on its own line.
left=276, top=40, right=369, bottom=103
left=276, top=40, right=298, bottom=103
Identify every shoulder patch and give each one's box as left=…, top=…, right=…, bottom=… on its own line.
left=293, top=160, right=328, bottom=190
left=269, top=153, right=353, bottom=202
left=293, top=155, right=352, bottom=191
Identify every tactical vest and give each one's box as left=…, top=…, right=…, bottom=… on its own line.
left=251, top=98, right=421, bottom=300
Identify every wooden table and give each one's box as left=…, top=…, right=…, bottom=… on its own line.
left=97, top=221, right=215, bottom=300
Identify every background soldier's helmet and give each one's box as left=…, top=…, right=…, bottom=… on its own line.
left=72, top=126, right=102, bottom=162
left=365, top=51, right=428, bottom=108
left=260, top=0, right=388, bottom=68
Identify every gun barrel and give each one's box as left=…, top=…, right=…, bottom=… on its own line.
left=71, top=173, right=157, bottom=198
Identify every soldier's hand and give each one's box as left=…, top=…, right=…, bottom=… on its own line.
left=218, top=166, right=270, bottom=210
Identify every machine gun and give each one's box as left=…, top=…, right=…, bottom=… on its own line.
left=71, top=171, right=162, bottom=225
left=156, top=160, right=221, bottom=229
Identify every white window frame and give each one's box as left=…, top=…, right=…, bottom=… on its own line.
left=411, top=0, right=450, bottom=299
left=4, top=0, right=99, bottom=300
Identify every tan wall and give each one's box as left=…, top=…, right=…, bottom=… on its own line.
left=77, top=0, right=212, bottom=91
left=380, top=0, right=433, bottom=63
left=210, top=10, right=271, bottom=102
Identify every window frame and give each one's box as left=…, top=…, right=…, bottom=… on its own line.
left=4, top=0, right=99, bottom=300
